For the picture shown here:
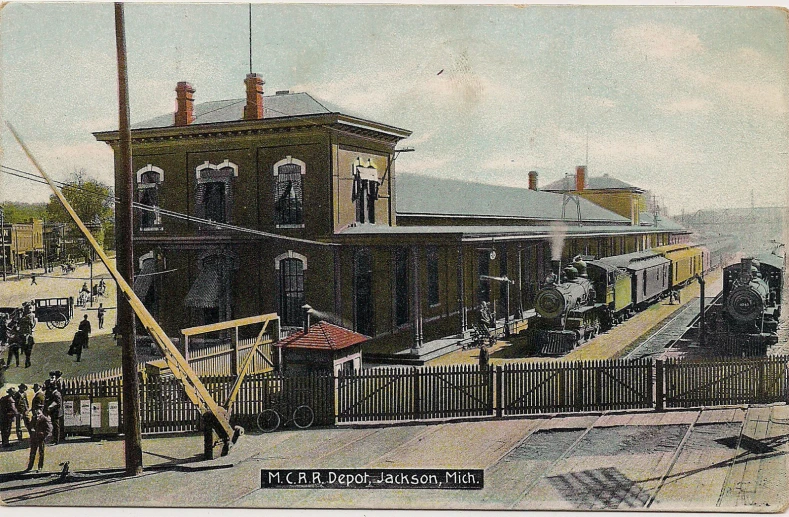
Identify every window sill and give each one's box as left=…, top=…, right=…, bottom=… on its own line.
left=276, top=224, right=305, bottom=229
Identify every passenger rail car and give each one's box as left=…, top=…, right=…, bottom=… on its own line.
left=527, top=243, right=711, bottom=356
left=652, top=244, right=708, bottom=289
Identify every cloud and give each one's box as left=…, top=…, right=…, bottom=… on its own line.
left=614, top=24, right=704, bottom=61
left=658, top=97, right=711, bottom=113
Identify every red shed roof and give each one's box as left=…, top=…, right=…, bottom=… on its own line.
left=275, top=321, right=369, bottom=351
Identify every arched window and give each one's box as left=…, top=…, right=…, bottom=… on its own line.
left=136, top=165, right=164, bottom=230
left=274, top=156, right=305, bottom=227
left=196, top=160, right=237, bottom=225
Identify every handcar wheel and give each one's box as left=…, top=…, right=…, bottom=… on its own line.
left=293, top=405, right=315, bottom=429
left=256, top=409, right=280, bottom=433
left=53, top=312, right=69, bottom=329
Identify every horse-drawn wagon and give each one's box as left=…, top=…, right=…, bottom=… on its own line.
left=34, top=297, right=74, bottom=329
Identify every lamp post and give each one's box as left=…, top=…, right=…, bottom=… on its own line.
left=0, top=206, right=6, bottom=281
left=85, top=218, right=102, bottom=307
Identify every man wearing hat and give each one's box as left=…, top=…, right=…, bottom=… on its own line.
left=0, top=387, right=19, bottom=447
left=44, top=382, right=63, bottom=445
left=25, top=407, right=52, bottom=472
left=31, top=383, right=44, bottom=413
left=13, top=384, right=30, bottom=441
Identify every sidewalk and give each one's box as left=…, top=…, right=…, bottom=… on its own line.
left=1, top=403, right=787, bottom=510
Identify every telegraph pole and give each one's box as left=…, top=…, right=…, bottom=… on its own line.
left=0, top=206, right=6, bottom=280
left=115, top=2, right=143, bottom=476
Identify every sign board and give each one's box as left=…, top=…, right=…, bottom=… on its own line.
left=91, top=396, right=120, bottom=436
left=64, top=395, right=91, bottom=435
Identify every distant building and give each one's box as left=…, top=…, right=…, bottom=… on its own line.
left=0, top=219, right=43, bottom=273
left=542, top=166, right=647, bottom=226
left=95, top=74, right=690, bottom=360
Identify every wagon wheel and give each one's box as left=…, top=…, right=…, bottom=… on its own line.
left=51, top=312, right=69, bottom=329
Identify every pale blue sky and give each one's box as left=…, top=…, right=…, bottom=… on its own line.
left=1, top=3, right=787, bottom=214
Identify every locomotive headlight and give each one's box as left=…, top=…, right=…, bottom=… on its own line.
left=726, top=284, right=766, bottom=322
left=535, top=288, right=565, bottom=319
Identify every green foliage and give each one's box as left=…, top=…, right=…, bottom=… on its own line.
left=1, top=202, right=47, bottom=223
left=45, top=170, right=114, bottom=250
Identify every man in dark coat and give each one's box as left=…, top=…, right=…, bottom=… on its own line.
left=13, top=384, right=30, bottom=440
left=478, top=344, right=490, bottom=369
left=69, top=329, right=88, bottom=362
left=44, top=384, right=63, bottom=445
left=6, top=332, right=21, bottom=367
left=25, top=407, right=52, bottom=472
left=17, top=309, right=35, bottom=368
left=31, top=383, right=44, bottom=412
left=0, top=313, right=8, bottom=347
left=0, top=387, right=19, bottom=447
left=78, top=315, right=92, bottom=349
left=97, top=304, right=106, bottom=329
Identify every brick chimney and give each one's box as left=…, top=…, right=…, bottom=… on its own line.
left=528, top=171, right=538, bottom=191
left=174, top=82, right=195, bottom=126
left=243, top=73, right=265, bottom=120
left=575, top=165, right=587, bottom=192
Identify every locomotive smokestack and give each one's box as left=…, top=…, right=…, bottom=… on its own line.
left=551, top=259, right=561, bottom=282
left=528, top=171, right=538, bottom=191
left=575, top=165, right=586, bottom=192
left=740, top=258, right=753, bottom=282
left=302, top=304, right=312, bottom=334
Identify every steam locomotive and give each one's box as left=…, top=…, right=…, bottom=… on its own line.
left=527, top=243, right=710, bottom=355
left=704, top=253, right=785, bottom=354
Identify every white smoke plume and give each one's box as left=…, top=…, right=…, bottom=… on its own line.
left=550, top=222, right=568, bottom=261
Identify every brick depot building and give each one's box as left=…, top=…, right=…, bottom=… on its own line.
left=94, top=74, right=688, bottom=359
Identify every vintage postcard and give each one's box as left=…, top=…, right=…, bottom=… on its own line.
left=0, top=2, right=787, bottom=512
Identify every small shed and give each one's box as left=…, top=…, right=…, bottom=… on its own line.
left=274, top=321, right=367, bottom=375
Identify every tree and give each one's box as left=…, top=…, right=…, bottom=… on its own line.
left=2, top=202, right=48, bottom=223
left=46, top=170, right=114, bottom=253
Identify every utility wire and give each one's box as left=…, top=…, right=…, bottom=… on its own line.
left=1, top=165, right=336, bottom=247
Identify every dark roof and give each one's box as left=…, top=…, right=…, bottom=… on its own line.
left=276, top=321, right=368, bottom=351
left=594, top=250, right=670, bottom=271
left=542, top=174, right=643, bottom=192
left=396, top=174, right=629, bottom=223
left=131, top=92, right=334, bottom=129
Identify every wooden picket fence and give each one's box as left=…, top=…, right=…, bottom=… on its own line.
left=60, top=355, right=789, bottom=435
left=337, top=364, right=494, bottom=423
left=500, top=359, right=654, bottom=415
left=662, top=356, right=789, bottom=408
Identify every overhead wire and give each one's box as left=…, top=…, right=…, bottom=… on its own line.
left=0, top=165, right=337, bottom=247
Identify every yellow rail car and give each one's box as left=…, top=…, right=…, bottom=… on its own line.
left=652, top=244, right=705, bottom=288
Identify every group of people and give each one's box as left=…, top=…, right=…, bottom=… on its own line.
left=1, top=302, right=37, bottom=369
left=0, top=371, right=66, bottom=472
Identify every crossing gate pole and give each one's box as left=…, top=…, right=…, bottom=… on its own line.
left=655, top=360, right=665, bottom=411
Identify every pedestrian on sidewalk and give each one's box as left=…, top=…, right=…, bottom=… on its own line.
left=13, top=383, right=30, bottom=442
left=78, top=315, right=92, bottom=349
left=6, top=334, right=21, bottom=367
left=30, top=272, right=36, bottom=285
left=44, top=383, right=63, bottom=445
left=31, top=383, right=44, bottom=412
left=97, top=303, right=105, bottom=329
left=478, top=344, right=490, bottom=369
left=17, top=308, right=35, bottom=368
left=69, top=329, right=88, bottom=362
left=0, top=313, right=8, bottom=348
left=0, top=387, right=19, bottom=447
left=25, top=407, right=52, bottom=472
